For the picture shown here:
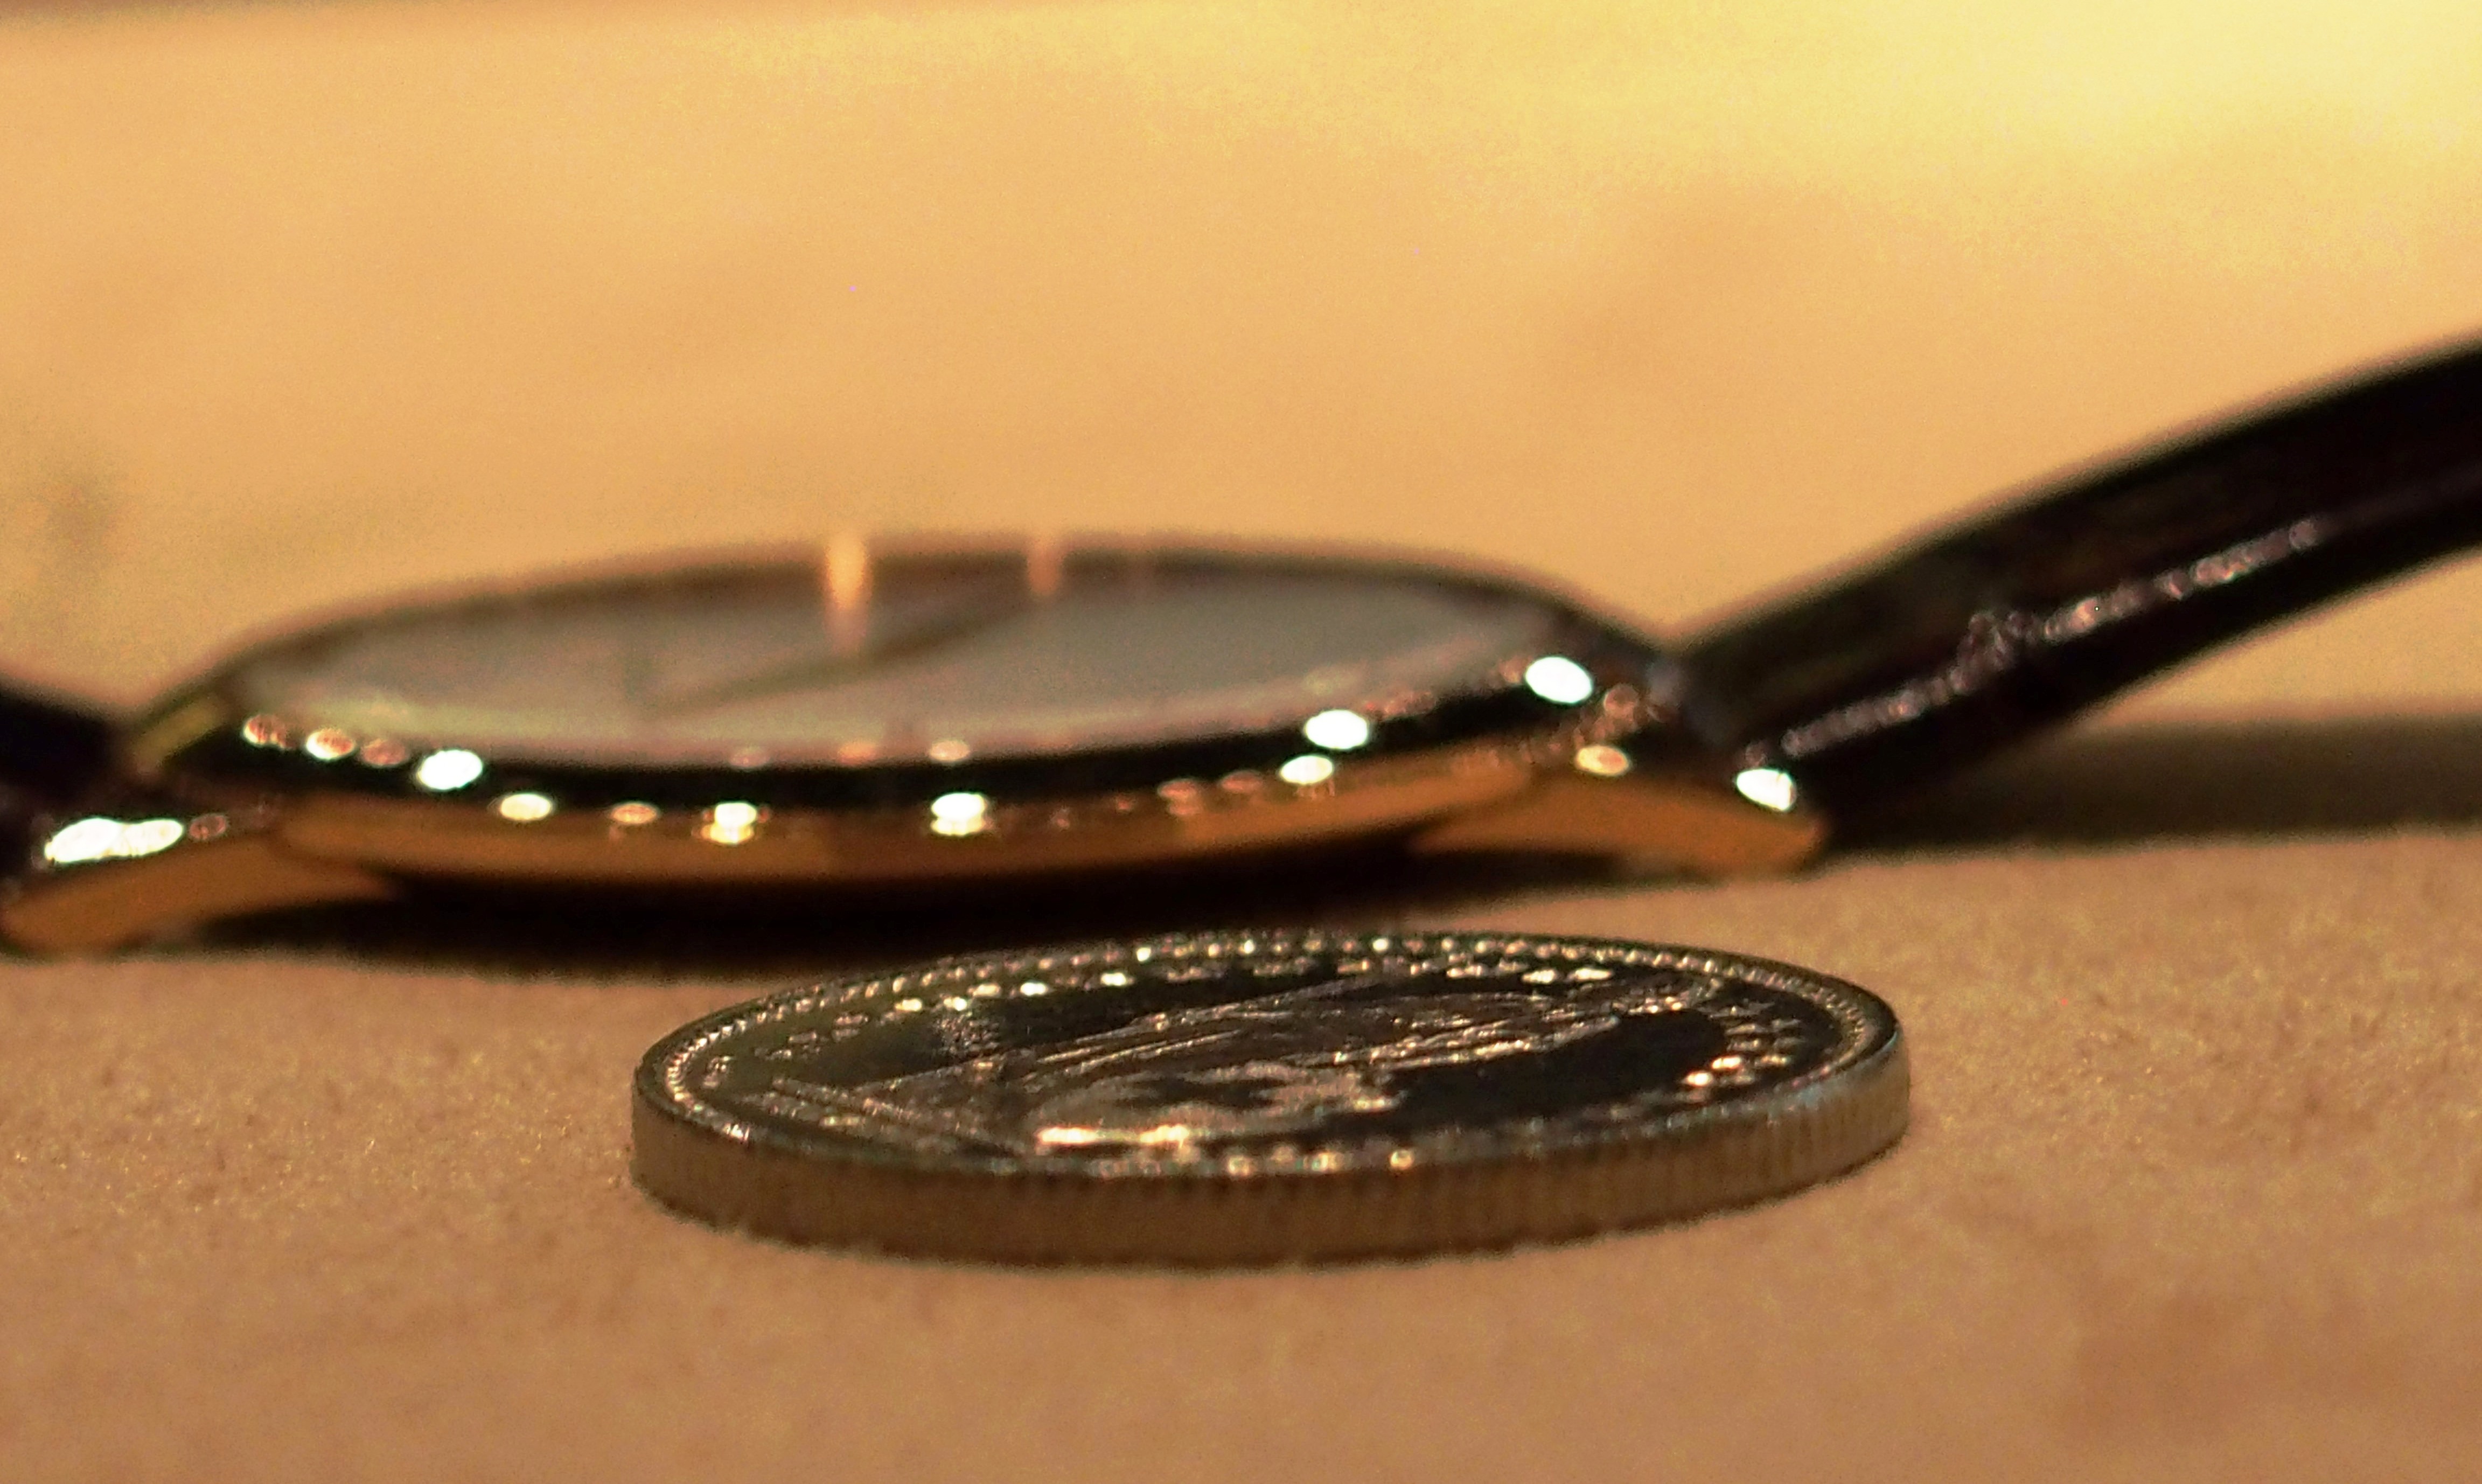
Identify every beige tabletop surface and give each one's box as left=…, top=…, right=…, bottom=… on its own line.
left=4, top=3, right=2481, bottom=1480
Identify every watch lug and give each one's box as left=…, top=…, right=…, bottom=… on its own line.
left=1410, top=768, right=1825, bottom=876
left=3, top=806, right=395, bottom=955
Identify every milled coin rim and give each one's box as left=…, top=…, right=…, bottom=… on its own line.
left=630, top=930, right=1908, bottom=1264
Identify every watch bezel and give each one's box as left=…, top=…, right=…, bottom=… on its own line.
left=122, top=539, right=1689, bottom=887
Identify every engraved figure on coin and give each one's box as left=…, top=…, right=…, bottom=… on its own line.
left=770, top=966, right=1726, bottom=1158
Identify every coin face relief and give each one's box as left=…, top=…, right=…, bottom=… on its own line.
left=632, top=930, right=1907, bottom=1263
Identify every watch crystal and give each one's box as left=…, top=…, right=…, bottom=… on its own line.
left=220, top=549, right=1573, bottom=766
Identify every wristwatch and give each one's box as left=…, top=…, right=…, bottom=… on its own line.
left=5, top=338, right=2479, bottom=953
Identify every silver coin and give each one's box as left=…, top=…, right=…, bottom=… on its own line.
left=631, top=930, right=1907, bottom=1263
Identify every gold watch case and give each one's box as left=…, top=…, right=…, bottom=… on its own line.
left=1, top=539, right=1821, bottom=953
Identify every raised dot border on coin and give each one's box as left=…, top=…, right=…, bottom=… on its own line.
left=630, top=929, right=1908, bottom=1265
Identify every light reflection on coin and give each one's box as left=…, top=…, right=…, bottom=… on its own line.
left=631, top=930, right=1907, bottom=1264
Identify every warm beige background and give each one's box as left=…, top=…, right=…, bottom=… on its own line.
left=4, top=3, right=2481, bottom=1481
left=4, top=0, right=2480, bottom=706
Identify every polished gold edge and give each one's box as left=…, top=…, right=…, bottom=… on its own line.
left=16, top=699, right=1823, bottom=952
left=271, top=737, right=1539, bottom=884
left=628, top=1031, right=1908, bottom=1266
left=1411, top=768, right=1825, bottom=874
left=257, top=708, right=1819, bottom=885
left=0, top=816, right=398, bottom=955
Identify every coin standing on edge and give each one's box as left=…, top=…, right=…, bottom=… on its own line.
left=631, top=930, right=1908, bottom=1264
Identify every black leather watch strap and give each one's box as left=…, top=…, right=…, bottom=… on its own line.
left=1677, top=338, right=2482, bottom=818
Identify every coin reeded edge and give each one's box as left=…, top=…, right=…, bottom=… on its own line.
left=630, top=1031, right=1906, bottom=1264
left=627, top=933, right=1909, bottom=1265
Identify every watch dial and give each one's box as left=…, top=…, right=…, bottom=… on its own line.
left=219, top=549, right=1579, bottom=767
